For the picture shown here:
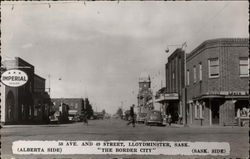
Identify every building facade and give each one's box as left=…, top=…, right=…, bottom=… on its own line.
left=137, top=73, right=153, bottom=114
left=1, top=57, right=35, bottom=124
left=155, top=48, right=185, bottom=124
left=1, top=57, right=50, bottom=124
left=186, top=38, right=249, bottom=126
left=51, top=98, right=84, bottom=119
left=33, top=74, right=51, bottom=123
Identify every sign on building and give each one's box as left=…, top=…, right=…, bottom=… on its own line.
left=1, top=69, right=28, bottom=87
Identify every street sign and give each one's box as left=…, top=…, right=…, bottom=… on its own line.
left=1, top=69, right=28, bottom=87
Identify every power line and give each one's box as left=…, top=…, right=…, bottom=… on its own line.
left=195, top=2, right=231, bottom=35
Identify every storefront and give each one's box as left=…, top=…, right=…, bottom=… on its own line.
left=155, top=93, right=182, bottom=124
left=187, top=91, right=249, bottom=126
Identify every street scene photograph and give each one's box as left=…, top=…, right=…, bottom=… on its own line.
left=0, top=1, right=249, bottom=159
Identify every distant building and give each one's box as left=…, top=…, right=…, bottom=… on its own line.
left=186, top=38, right=249, bottom=126
left=51, top=98, right=84, bottom=120
left=137, top=72, right=153, bottom=114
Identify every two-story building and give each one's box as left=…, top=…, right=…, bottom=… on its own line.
left=1, top=57, right=50, bottom=124
left=33, top=74, right=51, bottom=123
left=1, top=57, right=35, bottom=124
left=185, top=38, right=249, bottom=126
left=51, top=98, right=84, bottom=121
left=155, top=48, right=185, bottom=124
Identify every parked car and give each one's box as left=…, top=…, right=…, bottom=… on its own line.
left=136, top=112, right=147, bottom=124
left=49, top=111, right=61, bottom=124
left=145, top=110, right=164, bottom=126
left=91, top=112, right=104, bottom=120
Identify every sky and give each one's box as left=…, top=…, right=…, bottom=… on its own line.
left=1, top=1, right=249, bottom=114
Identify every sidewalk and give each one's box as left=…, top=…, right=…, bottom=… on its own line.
left=166, top=123, right=246, bottom=129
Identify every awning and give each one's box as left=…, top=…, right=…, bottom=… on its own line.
left=68, top=110, right=78, bottom=115
left=155, top=93, right=179, bottom=103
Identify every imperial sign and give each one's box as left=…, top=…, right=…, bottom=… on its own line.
left=1, top=69, right=28, bottom=87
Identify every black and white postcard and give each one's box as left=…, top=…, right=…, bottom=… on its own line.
left=1, top=1, right=249, bottom=159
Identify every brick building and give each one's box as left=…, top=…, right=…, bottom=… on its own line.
left=33, top=74, right=51, bottom=123
left=185, top=38, right=249, bottom=126
left=51, top=98, right=84, bottom=120
left=1, top=57, right=50, bottom=124
left=155, top=48, right=185, bottom=124
left=1, top=57, right=34, bottom=124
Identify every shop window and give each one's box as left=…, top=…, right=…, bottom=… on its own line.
left=179, top=102, right=183, bottom=117
left=194, top=102, right=204, bottom=119
left=208, top=58, right=219, bottom=78
left=239, top=57, right=249, bottom=77
left=34, top=109, right=38, bottom=117
left=193, top=65, right=197, bottom=83
left=199, top=104, right=204, bottom=119
left=194, top=104, right=198, bottom=118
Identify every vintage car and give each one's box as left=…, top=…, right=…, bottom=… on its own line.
left=145, top=110, right=164, bottom=126
left=136, top=112, right=147, bottom=124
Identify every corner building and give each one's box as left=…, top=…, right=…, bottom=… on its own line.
left=186, top=38, right=249, bottom=126
left=1, top=57, right=35, bottom=124
left=1, top=57, right=50, bottom=124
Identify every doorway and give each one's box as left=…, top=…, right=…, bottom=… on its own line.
left=6, top=91, right=15, bottom=122
left=211, top=101, right=220, bottom=125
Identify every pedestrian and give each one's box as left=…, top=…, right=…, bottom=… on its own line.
left=82, top=111, right=88, bottom=125
left=167, top=114, right=172, bottom=126
left=127, top=104, right=135, bottom=127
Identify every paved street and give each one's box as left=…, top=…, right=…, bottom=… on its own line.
left=1, top=118, right=249, bottom=159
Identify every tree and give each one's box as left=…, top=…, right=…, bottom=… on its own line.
left=116, top=108, right=123, bottom=118
left=83, top=98, right=94, bottom=119
left=102, top=109, right=106, bottom=115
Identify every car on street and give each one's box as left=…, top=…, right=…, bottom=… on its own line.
left=145, top=110, right=164, bottom=126
left=136, top=112, right=147, bottom=124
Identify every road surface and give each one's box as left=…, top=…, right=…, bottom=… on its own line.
left=1, top=118, right=248, bottom=159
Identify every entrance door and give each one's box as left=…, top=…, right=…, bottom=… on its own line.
left=211, top=101, right=220, bottom=125
left=6, top=91, right=15, bottom=122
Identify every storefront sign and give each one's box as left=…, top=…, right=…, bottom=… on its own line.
left=165, top=93, right=178, bottom=97
left=206, top=91, right=248, bottom=96
left=1, top=69, right=28, bottom=87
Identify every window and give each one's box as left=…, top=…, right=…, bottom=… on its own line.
left=179, top=102, right=183, bottom=117
left=187, top=70, right=190, bottom=86
left=194, top=102, right=204, bottom=119
left=208, top=58, right=219, bottom=78
left=187, top=103, right=190, bottom=115
left=240, top=58, right=249, bottom=77
left=199, top=63, right=202, bottom=81
left=193, top=65, right=197, bottom=83
left=194, top=104, right=198, bottom=118
left=199, top=104, right=203, bottom=119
